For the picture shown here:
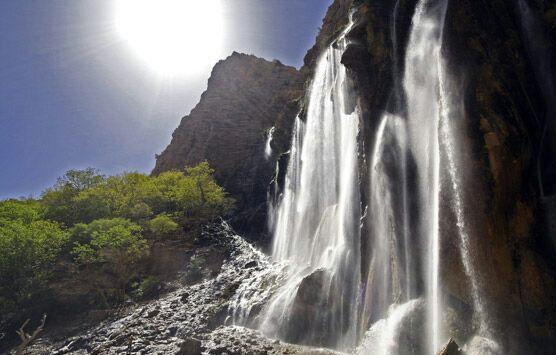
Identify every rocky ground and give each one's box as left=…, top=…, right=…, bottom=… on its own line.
left=8, top=222, right=341, bottom=355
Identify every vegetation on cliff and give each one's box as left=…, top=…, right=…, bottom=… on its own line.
left=0, top=161, right=234, bottom=333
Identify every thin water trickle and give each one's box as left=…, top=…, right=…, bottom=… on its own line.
left=438, top=60, right=493, bottom=341
left=264, top=127, right=275, bottom=160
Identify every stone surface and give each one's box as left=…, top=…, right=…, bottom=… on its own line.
left=18, top=223, right=342, bottom=355
left=153, top=53, right=303, bottom=238
left=438, top=338, right=463, bottom=355
left=176, top=337, right=203, bottom=355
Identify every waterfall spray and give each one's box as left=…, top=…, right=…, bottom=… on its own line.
left=259, top=15, right=362, bottom=349
left=403, top=0, right=448, bottom=352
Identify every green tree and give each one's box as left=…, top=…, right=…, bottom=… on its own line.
left=152, top=161, right=235, bottom=225
left=71, top=218, right=149, bottom=297
left=56, top=168, right=106, bottom=191
left=0, top=218, right=68, bottom=312
left=0, top=199, right=44, bottom=224
left=148, top=214, right=179, bottom=239
left=42, top=168, right=106, bottom=225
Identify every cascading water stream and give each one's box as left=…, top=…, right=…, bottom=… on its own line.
left=403, top=0, right=448, bottom=351
left=438, top=59, right=491, bottom=338
left=405, top=1, right=498, bottom=352
left=259, top=16, right=362, bottom=349
left=234, top=2, right=500, bottom=353
left=361, top=112, right=414, bottom=335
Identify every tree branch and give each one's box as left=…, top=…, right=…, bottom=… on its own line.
left=15, top=314, right=46, bottom=355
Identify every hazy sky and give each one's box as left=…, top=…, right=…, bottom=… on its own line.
left=0, top=0, right=332, bottom=199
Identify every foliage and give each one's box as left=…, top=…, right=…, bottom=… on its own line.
left=41, top=162, right=233, bottom=228
left=0, top=199, right=44, bottom=224
left=0, top=214, right=68, bottom=312
left=131, top=276, right=161, bottom=300
left=148, top=214, right=179, bottom=238
left=71, top=218, right=149, bottom=290
left=41, top=168, right=106, bottom=225
left=0, top=161, right=232, bottom=316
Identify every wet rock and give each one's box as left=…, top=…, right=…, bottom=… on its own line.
left=147, top=307, right=160, bottom=318
left=463, top=336, right=503, bottom=355
left=438, top=338, right=463, bottom=355
left=283, top=268, right=339, bottom=346
left=176, top=337, right=203, bottom=355
left=244, top=260, right=258, bottom=269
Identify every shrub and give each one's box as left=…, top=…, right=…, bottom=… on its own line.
left=131, top=276, right=161, bottom=300
left=71, top=218, right=149, bottom=295
left=0, top=218, right=68, bottom=313
left=148, top=214, right=179, bottom=239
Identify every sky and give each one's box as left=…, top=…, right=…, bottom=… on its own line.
left=0, top=0, right=332, bottom=199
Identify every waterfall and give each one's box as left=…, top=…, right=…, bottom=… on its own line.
left=358, top=299, right=424, bottom=355
left=404, top=1, right=500, bottom=352
left=259, top=16, right=362, bottom=349
left=240, top=1, right=503, bottom=353
left=361, top=113, right=413, bottom=331
left=403, top=0, right=448, bottom=351
left=438, top=62, right=491, bottom=338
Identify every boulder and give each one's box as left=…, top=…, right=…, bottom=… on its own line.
left=438, top=338, right=463, bottom=355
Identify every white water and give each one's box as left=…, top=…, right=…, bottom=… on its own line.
left=259, top=16, right=362, bottom=349
left=403, top=0, right=448, bottom=352
left=228, top=1, right=500, bottom=353
left=358, top=299, right=424, bottom=355
left=361, top=113, right=413, bottom=334
left=264, top=127, right=275, bottom=160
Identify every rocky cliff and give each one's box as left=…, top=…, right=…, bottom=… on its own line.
left=153, top=53, right=303, bottom=238
left=340, top=0, right=556, bottom=353
left=154, top=0, right=556, bottom=352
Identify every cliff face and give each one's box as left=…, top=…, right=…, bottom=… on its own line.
left=153, top=52, right=303, bottom=238
left=152, top=1, right=556, bottom=352
left=340, top=0, right=556, bottom=352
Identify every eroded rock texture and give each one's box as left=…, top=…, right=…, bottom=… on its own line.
left=153, top=53, right=303, bottom=238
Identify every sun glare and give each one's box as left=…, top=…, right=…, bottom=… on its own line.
left=114, top=0, right=224, bottom=77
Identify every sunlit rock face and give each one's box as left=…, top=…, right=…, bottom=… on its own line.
left=153, top=53, right=303, bottom=237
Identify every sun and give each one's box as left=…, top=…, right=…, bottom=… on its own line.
left=114, top=0, right=224, bottom=77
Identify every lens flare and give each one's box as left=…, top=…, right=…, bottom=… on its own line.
left=114, top=0, right=224, bottom=77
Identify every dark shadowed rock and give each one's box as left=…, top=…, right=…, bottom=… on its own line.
left=438, top=338, right=463, bottom=355
left=176, top=337, right=203, bottom=355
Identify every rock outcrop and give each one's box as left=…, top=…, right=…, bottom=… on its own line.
left=153, top=53, right=303, bottom=238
